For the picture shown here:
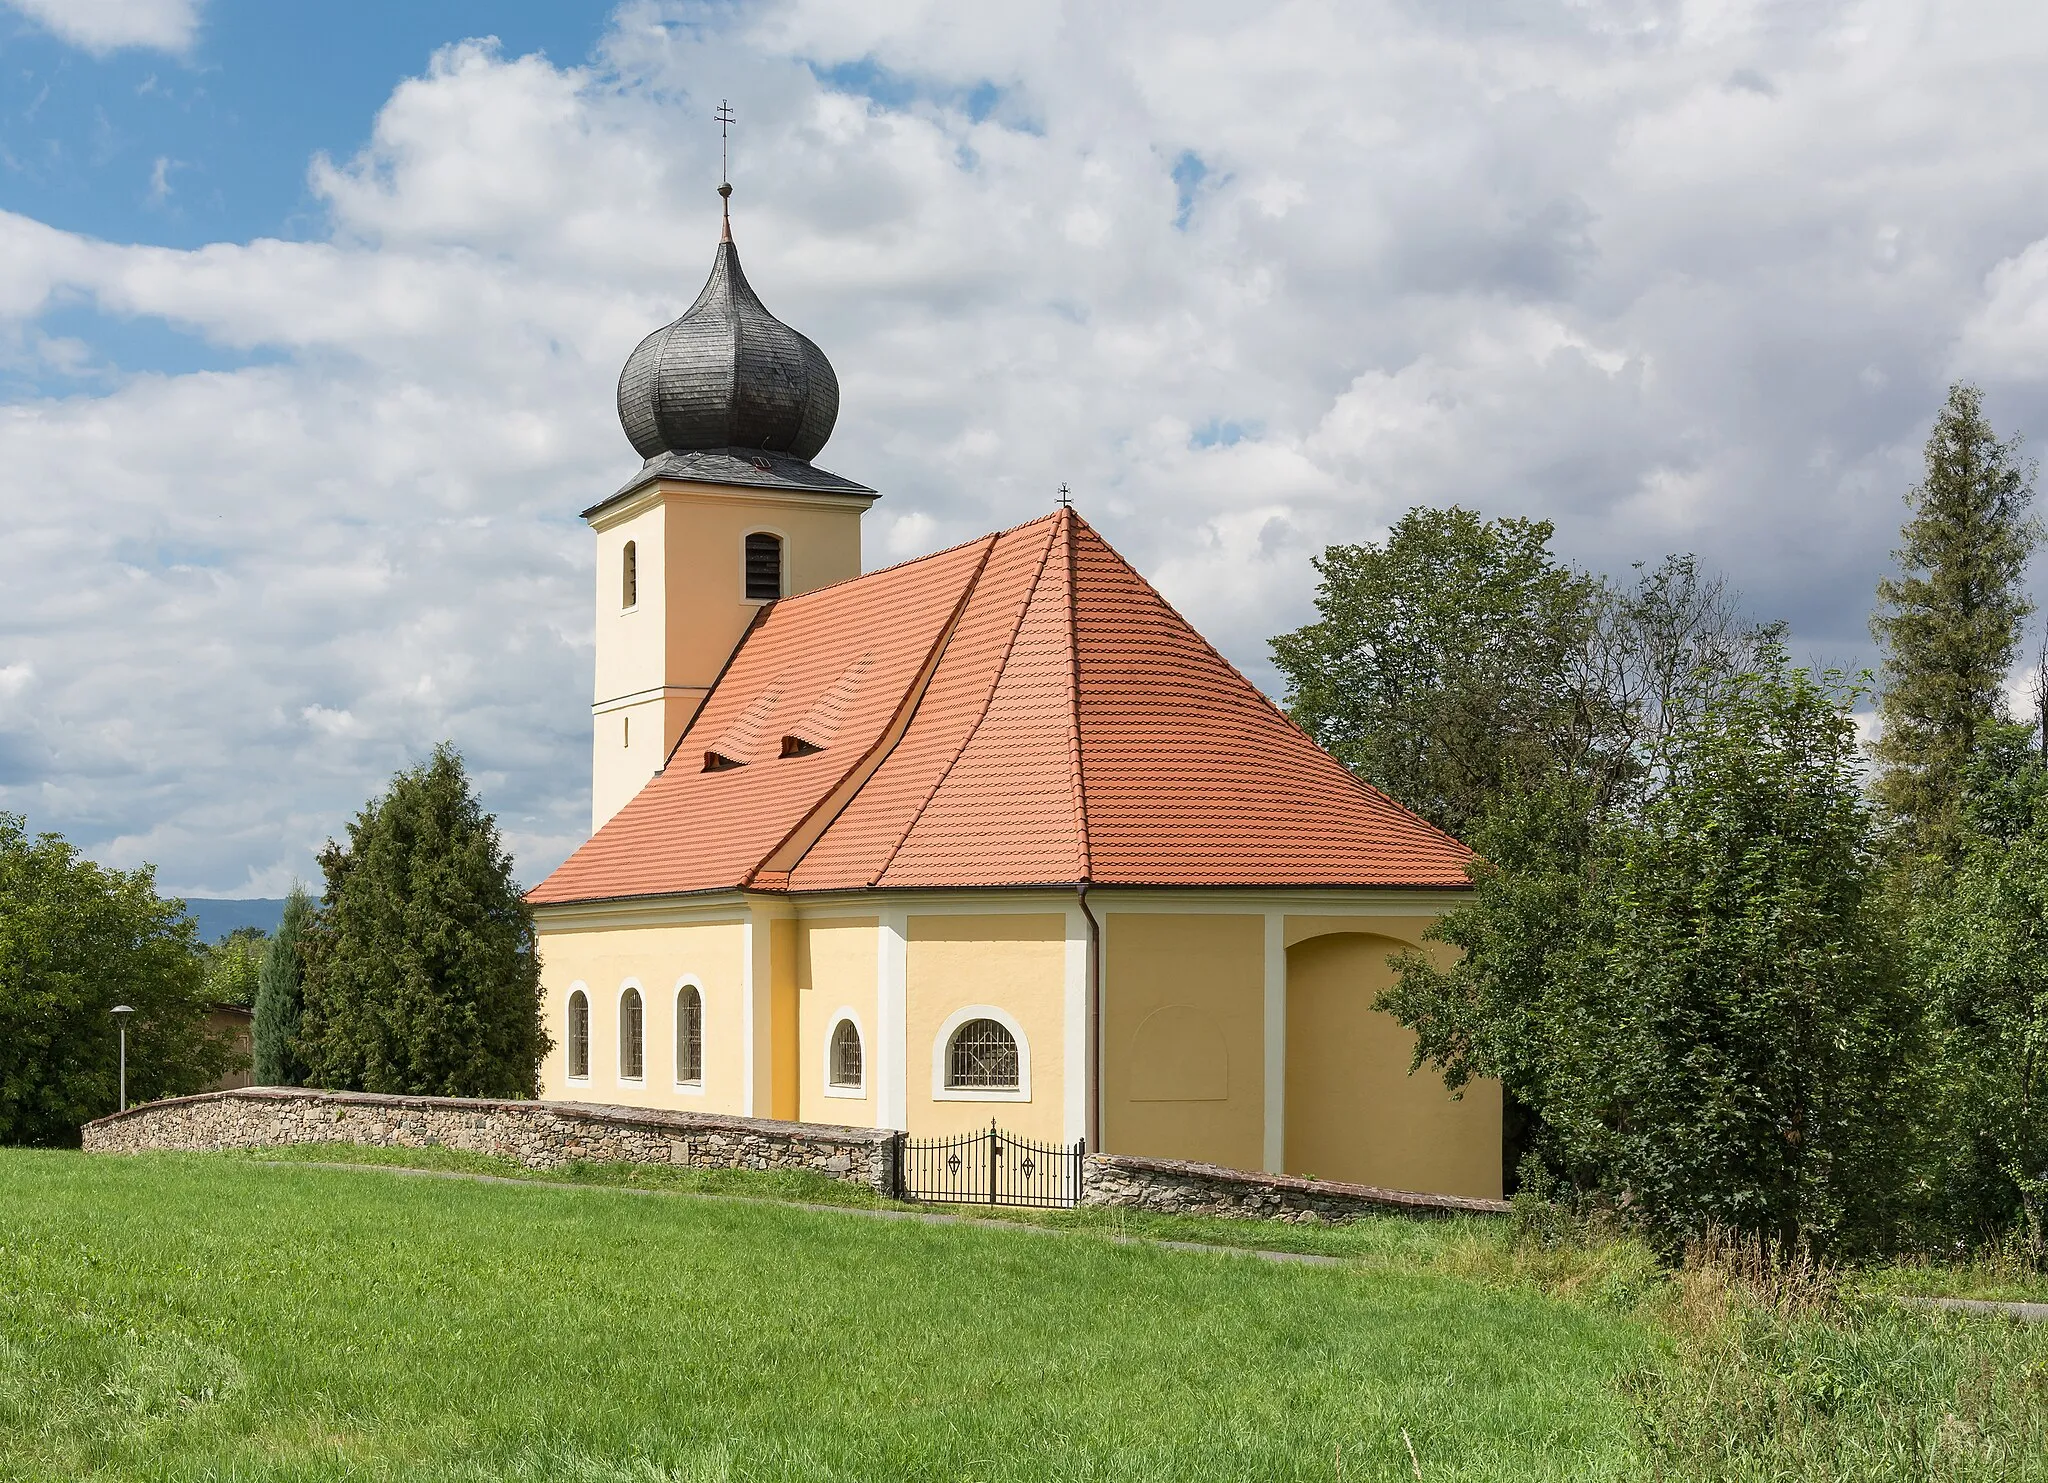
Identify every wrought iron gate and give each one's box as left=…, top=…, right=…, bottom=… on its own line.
left=898, top=1121, right=1085, bottom=1209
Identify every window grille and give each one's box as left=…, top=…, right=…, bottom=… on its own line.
left=677, top=987, right=703, bottom=1085
left=745, top=532, right=783, bottom=601
left=947, top=1018, right=1019, bottom=1090
left=619, top=988, right=644, bottom=1080
left=829, top=1019, right=863, bottom=1088
left=567, top=991, right=589, bottom=1079
left=622, top=540, right=637, bottom=608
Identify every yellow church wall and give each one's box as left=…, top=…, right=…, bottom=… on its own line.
left=796, top=917, right=878, bottom=1127
left=1102, top=912, right=1266, bottom=1172
left=905, top=914, right=1066, bottom=1143
left=536, top=918, right=747, bottom=1115
left=1283, top=930, right=1502, bottom=1200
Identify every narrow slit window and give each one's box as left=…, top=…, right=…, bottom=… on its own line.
left=676, top=986, right=703, bottom=1085
left=829, top=1019, right=863, bottom=1089
left=745, top=532, right=783, bottom=601
left=619, top=987, right=644, bottom=1081
left=567, top=991, right=589, bottom=1079
left=622, top=541, right=638, bottom=608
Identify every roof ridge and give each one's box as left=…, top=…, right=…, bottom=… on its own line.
left=762, top=509, right=1068, bottom=608
left=1061, top=509, right=1093, bottom=883
left=1067, top=515, right=1470, bottom=857
left=867, top=518, right=1065, bottom=887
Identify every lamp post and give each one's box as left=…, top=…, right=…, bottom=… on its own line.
left=111, top=1005, right=135, bottom=1112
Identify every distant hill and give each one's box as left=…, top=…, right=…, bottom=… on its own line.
left=182, top=898, right=288, bottom=942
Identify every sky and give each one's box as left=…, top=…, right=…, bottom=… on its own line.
left=4, top=0, right=2048, bottom=898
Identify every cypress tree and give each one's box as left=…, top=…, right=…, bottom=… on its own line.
left=1871, top=383, right=2038, bottom=862
left=252, top=884, right=313, bottom=1086
left=297, top=745, right=548, bottom=1098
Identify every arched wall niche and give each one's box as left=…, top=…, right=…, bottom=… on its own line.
left=1127, top=1004, right=1229, bottom=1101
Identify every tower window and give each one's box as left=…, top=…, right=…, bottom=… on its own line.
left=622, top=541, right=638, bottom=609
left=745, top=532, right=783, bottom=601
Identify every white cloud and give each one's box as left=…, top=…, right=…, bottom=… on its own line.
left=3, top=0, right=200, bottom=55
left=8, top=2, right=2048, bottom=894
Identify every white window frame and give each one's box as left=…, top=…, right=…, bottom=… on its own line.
left=617, top=979, right=646, bottom=1086
left=673, top=976, right=706, bottom=1095
left=565, top=982, right=592, bottom=1085
left=822, top=1007, right=867, bottom=1099
left=931, top=1004, right=1031, bottom=1103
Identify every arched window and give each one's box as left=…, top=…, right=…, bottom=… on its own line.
left=676, top=985, right=703, bottom=1086
left=744, top=532, right=783, bottom=601
left=621, top=541, right=638, bottom=608
left=566, top=989, right=590, bottom=1080
left=619, top=986, right=644, bottom=1081
left=829, top=1018, right=863, bottom=1089
left=947, top=1018, right=1019, bottom=1090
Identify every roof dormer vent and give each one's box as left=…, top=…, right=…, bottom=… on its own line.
left=703, top=751, right=743, bottom=772
left=780, top=736, right=823, bottom=758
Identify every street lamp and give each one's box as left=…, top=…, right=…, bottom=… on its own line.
left=111, top=1005, right=135, bottom=1112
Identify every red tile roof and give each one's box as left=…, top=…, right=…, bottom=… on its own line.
left=528, top=510, right=1471, bottom=905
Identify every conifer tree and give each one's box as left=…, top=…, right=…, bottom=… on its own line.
left=297, top=745, right=548, bottom=1098
left=252, top=884, right=312, bottom=1086
left=1871, top=383, right=2038, bottom=862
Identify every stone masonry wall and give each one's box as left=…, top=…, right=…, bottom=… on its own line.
left=82, top=1088, right=899, bottom=1194
left=1083, top=1152, right=1510, bottom=1221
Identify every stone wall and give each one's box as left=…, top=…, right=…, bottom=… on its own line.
left=81, top=1088, right=899, bottom=1194
left=83, top=1090, right=1508, bottom=1221
left=1082, top=1152, right=1510, bottom=1221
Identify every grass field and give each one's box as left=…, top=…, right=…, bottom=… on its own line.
left=1, top=1150, right=2043, bottom=1482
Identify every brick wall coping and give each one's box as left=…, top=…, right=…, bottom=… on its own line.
left=81, top=1087, right=895, bottom=1148
left=1089, top=1151, right=1510, bottom=1216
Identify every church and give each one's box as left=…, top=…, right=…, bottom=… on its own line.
left=527, top=189, right=1503, bottom=1202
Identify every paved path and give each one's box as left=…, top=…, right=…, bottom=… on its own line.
left=1897, top=1295, right=2048, bottom=1323
left=263, top=1159, right=1347, bottom=1267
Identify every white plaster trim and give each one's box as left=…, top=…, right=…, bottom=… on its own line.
left=672, top=976, right=705, bottom=1091
left=1063, top=907, right=1087, bottom=1144
left=1263, top=911, right=1286, bottom=1174
left=564, top=981, right=592, bottom=1085
left=1087, top=889, right=1472, bottom=915
left=821, top=1007, right=868, bottom=1099
left=876, top=909, right=908, bottom=1129
left=616, top=979, right=646, bottom=1086
left=532, top=894, right=748, bottom=932
left=931, top=1004, right=1032, bottom=1103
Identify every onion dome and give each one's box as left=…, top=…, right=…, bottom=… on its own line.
left=617, top=190, right=840, bottom=463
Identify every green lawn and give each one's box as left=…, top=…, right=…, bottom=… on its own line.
left=1, top=1150, right=1650, bottom=1482
left=4, top=1151, right=2045, bottom=1482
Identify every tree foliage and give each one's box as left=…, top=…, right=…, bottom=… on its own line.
left=1387, top=651, right=1917, bottom=1253
left=253, top=884, right=313, bottom=1087
left=1871, top=382, right=2038, bottom=863
left=297, top=746, right=548, bottom=1098
left=200, top=927, right=266, bottom=1008
left=0, top=814, right=233, bottom=1146
left=1913, top=721, right=2048, bottom=1246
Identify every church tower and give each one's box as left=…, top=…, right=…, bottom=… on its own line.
left=585, top=184, right=875, bottom=830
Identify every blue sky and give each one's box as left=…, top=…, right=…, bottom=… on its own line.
left=5, top=1, right=2048, bottom=897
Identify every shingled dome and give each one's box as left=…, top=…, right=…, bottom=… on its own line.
left=616, top=200, right=840, bottom=463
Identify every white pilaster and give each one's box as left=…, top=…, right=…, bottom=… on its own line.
left=876, top=908, right=909, bottom=1130
left=1063, top=906, right=1088, bottom=1145
left=739, top=916, right=757, bottom=1116
left=1263, top=910, right=1286, bottom=1173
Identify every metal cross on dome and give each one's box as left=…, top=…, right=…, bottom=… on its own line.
left=716, top=99, right=735, bottom=185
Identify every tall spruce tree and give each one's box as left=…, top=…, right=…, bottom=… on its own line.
left=252, top=884, right=312, bottom=1086
left=1871, top=383, right=2038, bottom=862
left=297, top=745, right=548, bottom=1098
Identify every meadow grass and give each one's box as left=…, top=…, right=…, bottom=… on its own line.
left=6, top=1149, right=2046, bottom=1481
left=0, top=1149, right=1651, bottom=1482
